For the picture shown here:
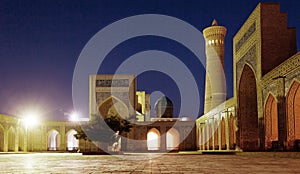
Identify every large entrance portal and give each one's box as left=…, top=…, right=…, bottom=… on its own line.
left=238, top=65, right=259, bottom=151
left=98, top=96, right=129, bottom=119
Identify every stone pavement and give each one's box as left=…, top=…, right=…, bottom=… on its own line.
left=0, top=152, right=300, bottom=174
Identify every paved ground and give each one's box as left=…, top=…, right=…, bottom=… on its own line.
left=0, top=152, right=300, bottom=174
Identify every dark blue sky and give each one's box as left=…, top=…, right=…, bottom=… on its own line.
left=1, top=0, right=300, bottom=119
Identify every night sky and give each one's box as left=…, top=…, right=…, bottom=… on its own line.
left=1, top=0, right=300, bottom=120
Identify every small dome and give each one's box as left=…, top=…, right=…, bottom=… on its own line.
left=212, top=19, right=218, bottom=26
left=155, top=96, right=174, bottom=118
left=156, top=97, right=173, bottom=107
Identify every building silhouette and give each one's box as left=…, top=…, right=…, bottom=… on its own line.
left=0, top=2, right=300, bottom=152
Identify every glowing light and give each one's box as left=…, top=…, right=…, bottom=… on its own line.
left=69, top=111, right=79, bottom=121
left=23, top=111, right=40, bottom=127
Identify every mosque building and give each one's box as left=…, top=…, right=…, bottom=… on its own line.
left=197, top=2, right=300, bottom=151
left=0, top=2, right=300, bottom=152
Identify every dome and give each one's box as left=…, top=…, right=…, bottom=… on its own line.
left=155, top=96, right=174, bottom=118
left=156, top=96, right=173, bottom=107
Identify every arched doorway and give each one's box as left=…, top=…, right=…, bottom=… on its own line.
left=48, top=130, right=60, bottom=151
left=286, top=81, right=300, bottom=148
left=238, top=65, right=259, bottom=151
left=198, top=126, right=203, bottom=150
left=264, top=94, right=278, bottom=149
left=8, top=126, right=15, bottom=152
left=18, top=127, right=25, bottom=151
left=214, top=120, right=219, bottom=150
left=166, top=128, right=180, bottom=151
left=229, top=114, right=236, bottom=150
left=221, top=118, right=226, bottom=150
left=0, top=125, right=4, bottom=152
left=98, top=96, right=129, bottom=149
left=208, top=123, right=213, bottom=149
left=204, top=124, right=209, bottom=150
left=147, top=128, right=160, bottom=150
left=66, top=129, right=79, bottom=151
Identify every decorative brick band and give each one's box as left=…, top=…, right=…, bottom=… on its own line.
left=235, top=22, right=256, bottom=52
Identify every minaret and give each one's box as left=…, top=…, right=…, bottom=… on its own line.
left=203, top=19, right=227, bottom=114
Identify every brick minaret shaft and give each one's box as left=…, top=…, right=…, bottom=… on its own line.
left=203, top=19, right=227, bottom=114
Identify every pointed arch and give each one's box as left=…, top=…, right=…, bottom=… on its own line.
left=198, top=126, right=204, bottom=150
left=0, top=124, right=4, bottom=152
left=214, top=120, right=219, bottom=150
left=203, top=124, right=208, bottom=150
left=264, top=94, right=278, bottom=149
left=98, top=96, right=129, bottom=119
left=208, top=123, right=213, bottom=149
left=229, top=114, right=236, bottom=150
left=66, top=129, right=79, bottom=151
left=166, top=128, right=180, bottom=151
left=286, top=80, right=300, bottom=148
left=47, top=129, right=60, bottom=151
left=147, top=128, right=160, bottom=150
left=238, top=64, right=259, bottom=151
left=221, top=118, right=226, bottom=150
left=7, top=126, right=16, bottom=152
left=18, top=127, right=26, bottom=151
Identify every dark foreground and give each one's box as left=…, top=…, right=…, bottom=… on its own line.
left=0, top=152, right=300, bottom=173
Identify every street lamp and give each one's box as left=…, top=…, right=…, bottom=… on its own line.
left=67, top=111, right=89, bottom=122
left=69, top=111, right=79, bottom=122
left=23, top=111, right=40, bottom=128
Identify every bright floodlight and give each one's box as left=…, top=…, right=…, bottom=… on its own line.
left=69, top=111, right=79, bottom=121
left=23, top=111, right=40, bottom=127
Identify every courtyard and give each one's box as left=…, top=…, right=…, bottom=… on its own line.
left=0, top=152, right=299, bottom=173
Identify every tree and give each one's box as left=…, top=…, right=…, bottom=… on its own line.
left=73, top=125, right=88, bottom=141
left=73, top=125, right=89, bottom=151
left=74, top=114, right=133, bottom=150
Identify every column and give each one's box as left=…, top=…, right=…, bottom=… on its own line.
left=60, top=125, right=66, bottom=151
left=160, top=126, right=166, bottom=151
left=202, top=125, right=206, bottom=150
left=196, top=125, right=200, bottom=150
left=211, top=119, right=215, bottom=150
left=274, top=76, right=287, bottom=150
left=225, top=115, right=230, bottom=150
left=3, top=125, right=8, bottom=152
left=218, top=118, right=222, bottom=150
left=24, top=126, right=28, bottom=152
left=14, top=127, right=19, bottom=152
left=206, top=123, right=210, bottom=150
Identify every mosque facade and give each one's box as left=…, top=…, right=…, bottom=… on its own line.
left=197, top=2, right=300, bottom=151
left=0, top=2, right=300, bottom=152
